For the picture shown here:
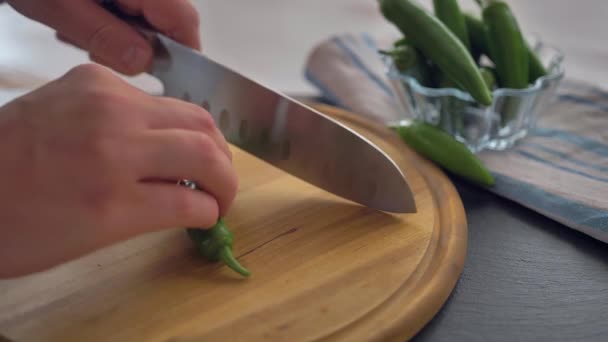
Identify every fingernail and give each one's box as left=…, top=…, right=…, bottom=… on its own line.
left=121, top=45, right=150, bottom=72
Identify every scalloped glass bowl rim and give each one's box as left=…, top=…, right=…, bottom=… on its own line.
left=382, top=44, right=565, bottom=103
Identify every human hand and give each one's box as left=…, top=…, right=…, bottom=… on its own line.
left=0, top=64, right=237, bottom=278
left=6, top=0, right=201, bottom=75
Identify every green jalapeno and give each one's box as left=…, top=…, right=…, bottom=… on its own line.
left=438, top=74, right=460, bottom=89
left=394, top=37, right=409, bottom=47
left=380, top=0, right=493, bottom=106
left=465, top=11, right=547, bottom=85
left=463, top=12, right=488, bottom=63
left=381, top=42, right=433, bottom=86
left=187, top=219, right=251, bottom=277
left=480, top=67, right=496, bottom=89
left=527, top=45, right=547, bottom=83
left=479, top=0, right=528, bottom=89
left=433, top=0, right=471, bottom=50
left=393, top=121, right=495, bottom=186
left=179, top=180, right=250, bottom=277
left=379, top=44, right=417, bottom=73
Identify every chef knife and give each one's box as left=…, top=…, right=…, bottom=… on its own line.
left=102, top=1, right=416, bottom=213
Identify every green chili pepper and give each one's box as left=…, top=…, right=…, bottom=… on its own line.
left=479, top=0, right=528, bottom=89
left=438, top=74, right=459, bottom=89
left=380, top=0, right=493, bottom=106
left=436, top=68, right=491, bottom=92
left=527, top=45, right=547, bottom=83
left=392, top=121, right=495, bottom=186
left=463, top=12, right=488, bottom=63
left=403, top=46, right=434, bottom=87
left=379, top=45, right=417, bottom=72
left=480, top=67, right=496, bottom=89
left=394, top=37, right=409, bottom=47
left=187, top=218, right=251, bottom=277
left=440, top=66, right=494, bottom=91
left=465, top=11, right=547, bottom=86
left=381, top=43, right=433, bottom=86
left=433, top=0, right=470, bottom=50
left=178, top=180, right=250, bottom=277
left=423, top=62, right=436, bottom=88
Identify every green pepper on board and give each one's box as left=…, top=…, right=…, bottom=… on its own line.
left=187, top=219, right=251, bottom=277
left=179, top=180, right=250, bottom=277
left=393, top=122, right=495, bottom=186
left=380, top=0, right=493, bottom=106
left=433, top=0, right=471, bottom=50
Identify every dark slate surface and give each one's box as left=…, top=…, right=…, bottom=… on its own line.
left=411, top=178, right=608, bottom=342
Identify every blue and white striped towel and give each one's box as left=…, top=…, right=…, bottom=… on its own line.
left=305, top=33, right=608, bottom=244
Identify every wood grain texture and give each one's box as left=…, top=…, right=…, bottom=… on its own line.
left=0, top=104, right=467, bottom=342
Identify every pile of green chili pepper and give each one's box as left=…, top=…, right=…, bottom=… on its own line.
left=379, top=0, right=547, bottom=98
left=378, top=0, right=550, bottom=187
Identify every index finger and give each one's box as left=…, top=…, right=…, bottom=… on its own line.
left=115, top=0, right=201, bottom=50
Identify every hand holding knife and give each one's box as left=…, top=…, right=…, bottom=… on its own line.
left=98, top=0, right=416, bottom=213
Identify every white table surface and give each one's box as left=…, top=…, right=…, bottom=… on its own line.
left=1, top=0, right=607, bottom=101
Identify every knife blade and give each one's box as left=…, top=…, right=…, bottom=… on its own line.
left=102, top=1, right=416, bottom=213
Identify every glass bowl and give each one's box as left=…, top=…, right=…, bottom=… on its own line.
left=382, top=40, right=565, bottom=152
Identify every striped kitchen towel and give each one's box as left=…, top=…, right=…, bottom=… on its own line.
left=305, top=33, right=608, bottom=244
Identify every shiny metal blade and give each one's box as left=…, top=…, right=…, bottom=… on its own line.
left=147, top=34, right=415, bottom=213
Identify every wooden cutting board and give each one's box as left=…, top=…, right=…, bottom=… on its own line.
left=0, top=104, right=467, bottom=342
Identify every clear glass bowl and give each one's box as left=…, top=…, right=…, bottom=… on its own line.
left=383, top=40, right=565, bottom=152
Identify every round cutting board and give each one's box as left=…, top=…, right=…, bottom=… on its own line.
left=0, top=104, right=467, bottom=342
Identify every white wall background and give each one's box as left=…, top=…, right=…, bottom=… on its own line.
left=1, top=0, right=607, bottom=100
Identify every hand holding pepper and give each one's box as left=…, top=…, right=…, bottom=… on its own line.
left=0, top=65, right=238, bottom=278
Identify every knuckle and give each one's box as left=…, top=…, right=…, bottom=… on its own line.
left=63, top=66, right=125, bottom=112
left=191, top=108, right=217, bottom=132
left=80, top=94, right=121, bottom=126
left=79, top=89, right=131, bottom=124
left=191, top=134, right=218, bottom=162
left=84, top=89, right=120, bottom=110
left=87, top=23, right=116, bottom=52
left=65, top=63, right=110, bottom=81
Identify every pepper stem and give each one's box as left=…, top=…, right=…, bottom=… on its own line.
left=219, top=246, right=251, bottom=277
